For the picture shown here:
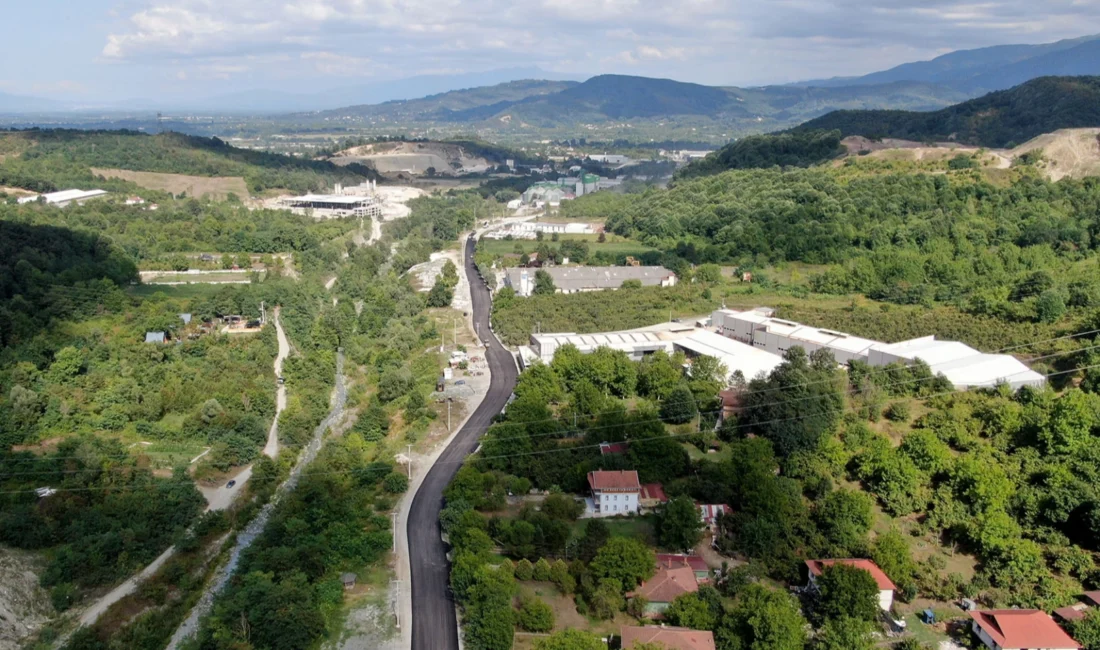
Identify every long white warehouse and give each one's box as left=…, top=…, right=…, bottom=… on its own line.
left=712, top=308, right=1045, bottom=390
left=672, top=329, right=784, bottom=383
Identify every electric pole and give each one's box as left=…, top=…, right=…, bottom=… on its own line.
left=406, top=444, right=413, bottom=478
left=391, top=512, right=398, bottom=552
left=447, top=398, right=452, bottom=431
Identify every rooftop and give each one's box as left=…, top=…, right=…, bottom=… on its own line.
left=599, top=442, right=629, bottom=455
left=674, top=329, right=783, bottom=382
left=587, top=470, right=641, bottom=491
left=507, top=265, right=675, bottom=291
left=620, top=625, right=716, bottom=650
left=656, top=554, right=708, bottom=573
left=968, top=609, right=1081, bottom=649
left=629, top=565, right=698, bottom=603
left=283, top=194, right=374, bottom=205
left=640, top=483, right=668, bottom=503
left=18, top=188, right=108, bottom=205
left=144, top=331, right=166, bottom=344
left=806, top=559, right=896, bottom=591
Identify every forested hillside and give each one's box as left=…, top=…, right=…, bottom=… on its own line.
left=795, top=76, right=1100, bottom=147
left=0, top=129, right=376, bottom=194
left=674, top=129, right=845, bottom=179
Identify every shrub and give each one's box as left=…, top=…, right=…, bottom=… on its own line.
left=383, top=472, right=410, bottom=493
left=515, top=558, right=534, bottom=581
left=884, top=401, right=911, bottom=422
left=534, top=557, right=552, bottom=581
left=517, top=597, right=555, bottom=633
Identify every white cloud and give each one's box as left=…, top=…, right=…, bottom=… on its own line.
left=98, top=0, right=1100, bottom=86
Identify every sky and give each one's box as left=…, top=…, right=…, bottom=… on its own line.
left=3, top=0, right=1100, bottom=105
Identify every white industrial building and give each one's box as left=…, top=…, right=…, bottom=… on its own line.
left=482, top=220, right=595, bottom=240
left=17, top=189, right=108, bottom=207
left=712, top=308, right=1045, bottom=390
left=672, top=329, right=784, bottom=383
left=528, top=330, right=680, bottom=364
left=280, top=193, right=382, bottom=219
left=505, top=266, right=677, bottom=297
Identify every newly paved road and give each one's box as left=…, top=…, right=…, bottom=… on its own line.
left=408, top=235, right=518, bottom=650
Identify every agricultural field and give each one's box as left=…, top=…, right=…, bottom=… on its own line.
left=91, top=168, right=250, bottom=200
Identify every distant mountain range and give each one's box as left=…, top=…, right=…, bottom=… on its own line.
left=795, top=76, right=1100, bottom=148
left=793, top=34, right=1100, bottom=94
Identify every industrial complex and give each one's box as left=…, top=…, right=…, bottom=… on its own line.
left=17, top=188, right=108, bottom=207
left=504, top=265, right=677, bottom=297
left=279, top=182, right=383, bottom=219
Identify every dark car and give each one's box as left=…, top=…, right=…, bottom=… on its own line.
left=277, top=376, right=285, bottom=385
left=226, top=480, right=236, bottom=488
left=455, top=380, right=466, bottom=385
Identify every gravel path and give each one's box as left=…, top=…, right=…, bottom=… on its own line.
left=166, top=352, right=347, bottom=650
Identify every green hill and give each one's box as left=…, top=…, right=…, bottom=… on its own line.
left=793, top=76, right=1100, bottom=148
left=674, top=129, right=845, bottom=179
left=0, top=129, right=376, bottom=195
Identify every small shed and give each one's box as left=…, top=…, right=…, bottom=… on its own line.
left=179, top=313, right=192, bottom=325
left=145, top=331, right=166, bottom=344
left=340, top=572, right=357, bottom=590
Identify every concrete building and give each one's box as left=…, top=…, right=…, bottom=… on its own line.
left=528, top=329, right=687, bottom=364
left=672, top=329, right=784, bottom=383
left=588, top=154, right=629, bottom=165
left=868, top=337, right=1046, bottom=390
left=280, top=193, right=382, bottom=219
left=712, top=308, right=877, bottom=364
left=504, top=266, right=676, bottom=297
left=18, top=188, right=108, bottom=207
left=482, top=220, right=594, bottom=240
left=805, top=559, right=896, bottom=612
left=587, top=470, right=641, bottom=516
left=968, top=609, right=1080, bottom=650
left=714, top=308, right=1046, bottom=390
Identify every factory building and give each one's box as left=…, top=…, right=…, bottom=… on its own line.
left=280, top=193, right=382, bottom=219
left=504, top=266, right=677, bottom=297
left=672, top=329, right=784, bottom=383
left=527, top=330, right=686, bottom=364
left=17, top=188, right=108, bottom=207
left=712, top=308, right=1045, bottom=390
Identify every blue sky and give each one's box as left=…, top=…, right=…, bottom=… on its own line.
left=4, top=0, right=1100, bottom=104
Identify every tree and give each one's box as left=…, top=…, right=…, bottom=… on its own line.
left=696, top=264, right=722, bottom=283
left=637, top=350, right=683, bottom=400
left=533, top=629, right=605, bottom=650
left=815, top=563, right=880, bottom=624
left=550, top=559, right=575, bottom=594
left=576, top=519, right=610, bottom=562
left=463, top=566, right=516, bottom=650
left=534, top=558, right=552, bottom=581
left=716, top=584, right=807, bottom=650
left=661, top=384, right=698, bottom=425
left=741, top=348, right=843, bottom=457
left=658, top=496, right=705, bottom=551
left=1068, top=608, right=1100, bottom=650
left=666, top=589, right=719, bottom=630
left=533, top=270, right=556, bottom=295
left=589, top=578, right=625, bottom=619
left=517, top=597, right=555, bottom=632
left=515, top=559, right=534, bottom=581
left=871, top=530, right=917, bottom=597
left=589, top=537, right=655, bottom=590
left=814, top=489, right=873, bottom=555
left=1036, top=289, right=1067, bottom=323
left=816, top=616, right=875, bottom=650
left=427, top=276, right=454, bottom=307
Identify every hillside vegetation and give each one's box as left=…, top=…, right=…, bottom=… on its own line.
left=796, top=76, right=1100, bottom=148
left=674, top=129, right=845, bottom=179
left=0, top=130, right=375, bottom=194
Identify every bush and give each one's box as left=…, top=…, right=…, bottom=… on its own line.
left=533, top=557, right=552, bottom=581
left=515, top=558, right=534, bottom=581
left=884, top=401, right=911, bottom=422
left=383, top=472, right=410, bottom=493
left=516, top=597, right=555, bottom=633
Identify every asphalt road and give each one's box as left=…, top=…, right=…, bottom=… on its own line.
left=408, top=235, right=518, bottom=650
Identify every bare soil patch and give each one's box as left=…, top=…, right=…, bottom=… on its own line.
left=91, top=168, right=249, bottom=200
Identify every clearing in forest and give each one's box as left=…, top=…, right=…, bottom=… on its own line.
left=91, top=167, right=250, bottom=199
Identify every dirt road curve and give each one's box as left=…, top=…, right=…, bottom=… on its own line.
left=264, top=308, right=290, bottom=459
left=407, top=236, right=519, bottom=650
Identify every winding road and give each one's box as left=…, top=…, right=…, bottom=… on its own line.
left=407, top=235, right=519, bottom=650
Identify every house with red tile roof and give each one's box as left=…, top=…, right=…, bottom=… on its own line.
left=656, top=554, right=710, bottom=582
left=1055, top=603, right=1089, bottom=623
left=805, top=559, right=896, bottom=612
left=621, top=625, right=715, bottom=650
left=628, top=564, right=698, bottom=617
left=968, top=609, right=1080, bottom=650
left=599, top=441, right=628, bottom=456
left=639, top=483, right=668, bottom=510
left=587, top=470, right=641, bottom=515
left=697, top=503, right=731, bottom=531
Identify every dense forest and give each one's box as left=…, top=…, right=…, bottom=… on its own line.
left=795, top=76, right=1100, bottom=147
left=0, top=129, right=376, bottom=194
left=561, top=164, right=1100, bottom=324
left=674, top=130, right=845, bottom=179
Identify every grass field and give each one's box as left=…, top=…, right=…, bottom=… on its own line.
left=570, top=515, right=656, bottom=546
left=128, top=283, right=229, bottom=299
left=142, top=271, right=255, bottom=284
left=141, top=441, right=209, bottom=468
left=92, top=167, right=250, bottom=199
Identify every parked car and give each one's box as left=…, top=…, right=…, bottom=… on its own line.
left=277, top=376, right=285, bottom=385
left=455, top=380, right=466, bottom=385
left=226, top=480, right=236, bottom=488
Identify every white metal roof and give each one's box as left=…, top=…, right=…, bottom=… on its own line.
left=933, top=354, right=1046, bottom=389
left=18, top=188, right=108, bottom=204
left=871, top=337, right=980, bottom=366
left=674, top=330, right=784, bottom=382
left=284, top=194, right=372, bottom=205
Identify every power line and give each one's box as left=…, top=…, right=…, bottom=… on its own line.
left=3, top=361, right=1096, bottom=495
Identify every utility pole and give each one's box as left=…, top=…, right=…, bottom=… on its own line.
left=447, top=398, right=452, bottom=431
left=391, top=512, right=398, bottom=552
left=406, top=444, right=413, bottom=478
left=260, top=301, right=265, bottom=324
left=453, top=318, right=458, bottom=348
left=392, top=579, right=401, bottom=630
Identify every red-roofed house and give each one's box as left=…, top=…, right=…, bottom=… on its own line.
left=640, top=483, right=668, bottom=510
left=1086, top=591, right=1100, bottom=607
left=968, top=610, right=1080, bottom=650
left=805, top=559, right=896, bottom=612
left=657, top=554, right=710, bottom=582
left=628, top=565, right=698, bottom=617
left=587, top=470, right=641, bottom=515
left=621, top=625, right=715, bottom=650
left=1054, top=603, right=1088, bottom=623
left=599, top=441, right=628, bottom=456
left=698, top=503, right=731, bottom=531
